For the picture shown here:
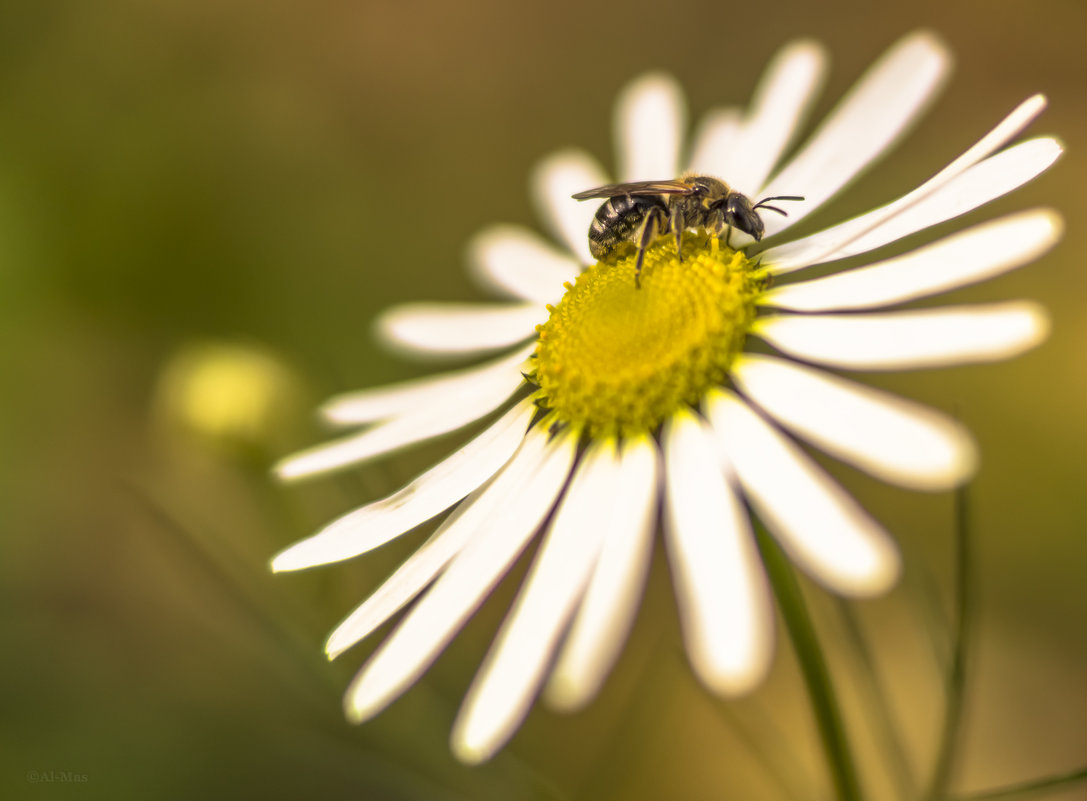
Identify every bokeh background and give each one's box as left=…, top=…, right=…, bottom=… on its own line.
left=3, top=0, right=1084, bottom=799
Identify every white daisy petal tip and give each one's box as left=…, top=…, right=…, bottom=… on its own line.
left=342, top=645, right=434, bottom=727
left=888, top=421, right=979, bottom=492
left=820, top=539, right=902, bottom=598
left=1040, top=206, right=1065, bottom=240
left=791, top=38, right=827, bottom=61
left=686, top=616, right=774, bottom=694
left=343, top=679, right=382, bottom=725
left=269, top=546, right=306, bottom=573
left=374, top=308, right=435, bottom=359
left=374, top=306, right=414, bottom=351
left=531, top=148, right=609, bottom=263
left=615, top=72, right=686, bottom=180
left=943, top=440, right=979, bottom=489
left=372, top=302, right=542, bottom=360
left=755, top=300, right=1053, bottom=371
left=542, top=675, right=585, bottom=713
left=757, top=27, right=954, bottom=239
left=694, top=624, right=775, bottom=698
left=761, top=208, right=1065, bottom=313
left=614, top=72, right=684, bottom=131
left=1002, top=299, right=1051, bottom=354
left=466, top=224, right=581, bottom=303
left=272, top=450, right=329, bottom=483
left=895, top=28, right=952, bottom=69
left=271, top=458, right=298, bottom=483
left=662, top=410, right=776, bottom=700
left=270, top=523, right=371, bottom=572
left=450, top=727, right=497, bottom=766
left=705, top=391, right=904, bottom=599
left=326, top=630, right=368, bottom=662
left=733, top=355, right=981, bottom=491
left=618, top=70, right=681, bottom=96
left=1020, top=93, right=1048, bottom=120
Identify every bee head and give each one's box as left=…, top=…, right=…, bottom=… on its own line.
left=722, top=193, right=764, bottom=241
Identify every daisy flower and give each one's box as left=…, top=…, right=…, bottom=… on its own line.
left=272, top=31, right=1062, bottom=764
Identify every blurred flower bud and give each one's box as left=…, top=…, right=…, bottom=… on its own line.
left=152, top=341, right=308, bottom=462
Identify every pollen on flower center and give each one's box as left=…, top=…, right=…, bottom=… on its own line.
left=530, top=231, right=765, bottom=437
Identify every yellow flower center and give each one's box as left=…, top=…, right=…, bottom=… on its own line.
left=530, top=231, right=765, bottom=437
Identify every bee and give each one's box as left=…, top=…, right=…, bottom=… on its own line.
left=572, top=174, right=803, bottom=286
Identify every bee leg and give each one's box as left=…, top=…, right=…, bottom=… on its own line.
left=670, top=209, right=685, bottom=261
left=633, top=207, right=666, bottom=289
left=707, top=209, right=726, bottom=250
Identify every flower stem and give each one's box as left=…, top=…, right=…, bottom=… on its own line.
left=756, top=526, right=862, bottom=801
left=834, top=598, right=917, bottom=801
left=708, top=696, right=814, bottom=801
left=925, top=485, right=973, bottom=800
left=949, top=766, right=1087, bottom=801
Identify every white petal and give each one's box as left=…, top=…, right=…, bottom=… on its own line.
left=343, top=430, right=577, bottom=724
left=762, top=209, right=1063, bottom=312
left=688, top=107, right=743, bottom=178
left=545, top=435, right=660, bottom=711
left=662, top=409, right=775, bottom=695
left=467, top=224, right=581, bottom=304
left=755, top=301, right=1050, bottom=371
left=765, top=134, right=1061, bottom=273
left=532, top=149, right=609, bottom=264
left=761, top=91, right=1051, bottom=271
left=271, top=399, right=535, bottom=572
left=758, top=31, right=951, bottom=237
left=719, top=40, right=828, bottom=196
left=451, top=441, right=621, bottom=764
left=274, top=349, right=529, bottom=481
left=824, top=137, right=1061, bottom=262
left=320, top=343, right=534, bottom=427
left=733, top=354, right=977, bottom=491
left=615, top=73, right=686, bottom=181
left=321, top=417, right=548, bottom=658
left=375, top=301, right=544, bottom=359
left=706, top=391, right=900, bottom=596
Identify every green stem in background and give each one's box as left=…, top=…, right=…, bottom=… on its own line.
left=573, top=623, right=674, bottom=801
left=756, top=525, right=862, bottom=801
left=950, top=766, right=1087, bottom=801
left=834, top=599, right=917, bottom=801
left=135, top=485, right=565, bottom=801
left=708, top=696, right=814, bottom=801
left=925, top=485, right=973, bottom=800
left=130, top=483, right=345, bottom=705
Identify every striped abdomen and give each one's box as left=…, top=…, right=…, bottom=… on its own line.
left=588, top=195, right=669, bottom=260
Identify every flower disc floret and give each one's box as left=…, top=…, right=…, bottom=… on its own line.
left=531, top=232, right=764, bottom=437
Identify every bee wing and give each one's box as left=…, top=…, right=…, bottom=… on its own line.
left=571, top=179, right=696, bottom=200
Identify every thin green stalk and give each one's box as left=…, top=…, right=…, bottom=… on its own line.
left=709, top=697, right=814, bottom=801
left=905, top=539, right=953, bottom=672
left=136, top=484, right=564, bottom=801
left=950, top=766, right=1087, bottom=801
left=130, top=484, right=344, bottom=703
left=573, top=624, right=673, bottom=801
left=834, top=599, right=917, bottom=801
left=925, top=485, right=973, bottom=800
left=756, top=526, right=862, bottom=801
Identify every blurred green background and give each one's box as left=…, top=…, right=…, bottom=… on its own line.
left=2, top=0, right=1084, bottom=799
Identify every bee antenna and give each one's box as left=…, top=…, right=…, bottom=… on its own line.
left=753, top=194, right=804, bottom=216
left=757, top=205, right=788, bottom=217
